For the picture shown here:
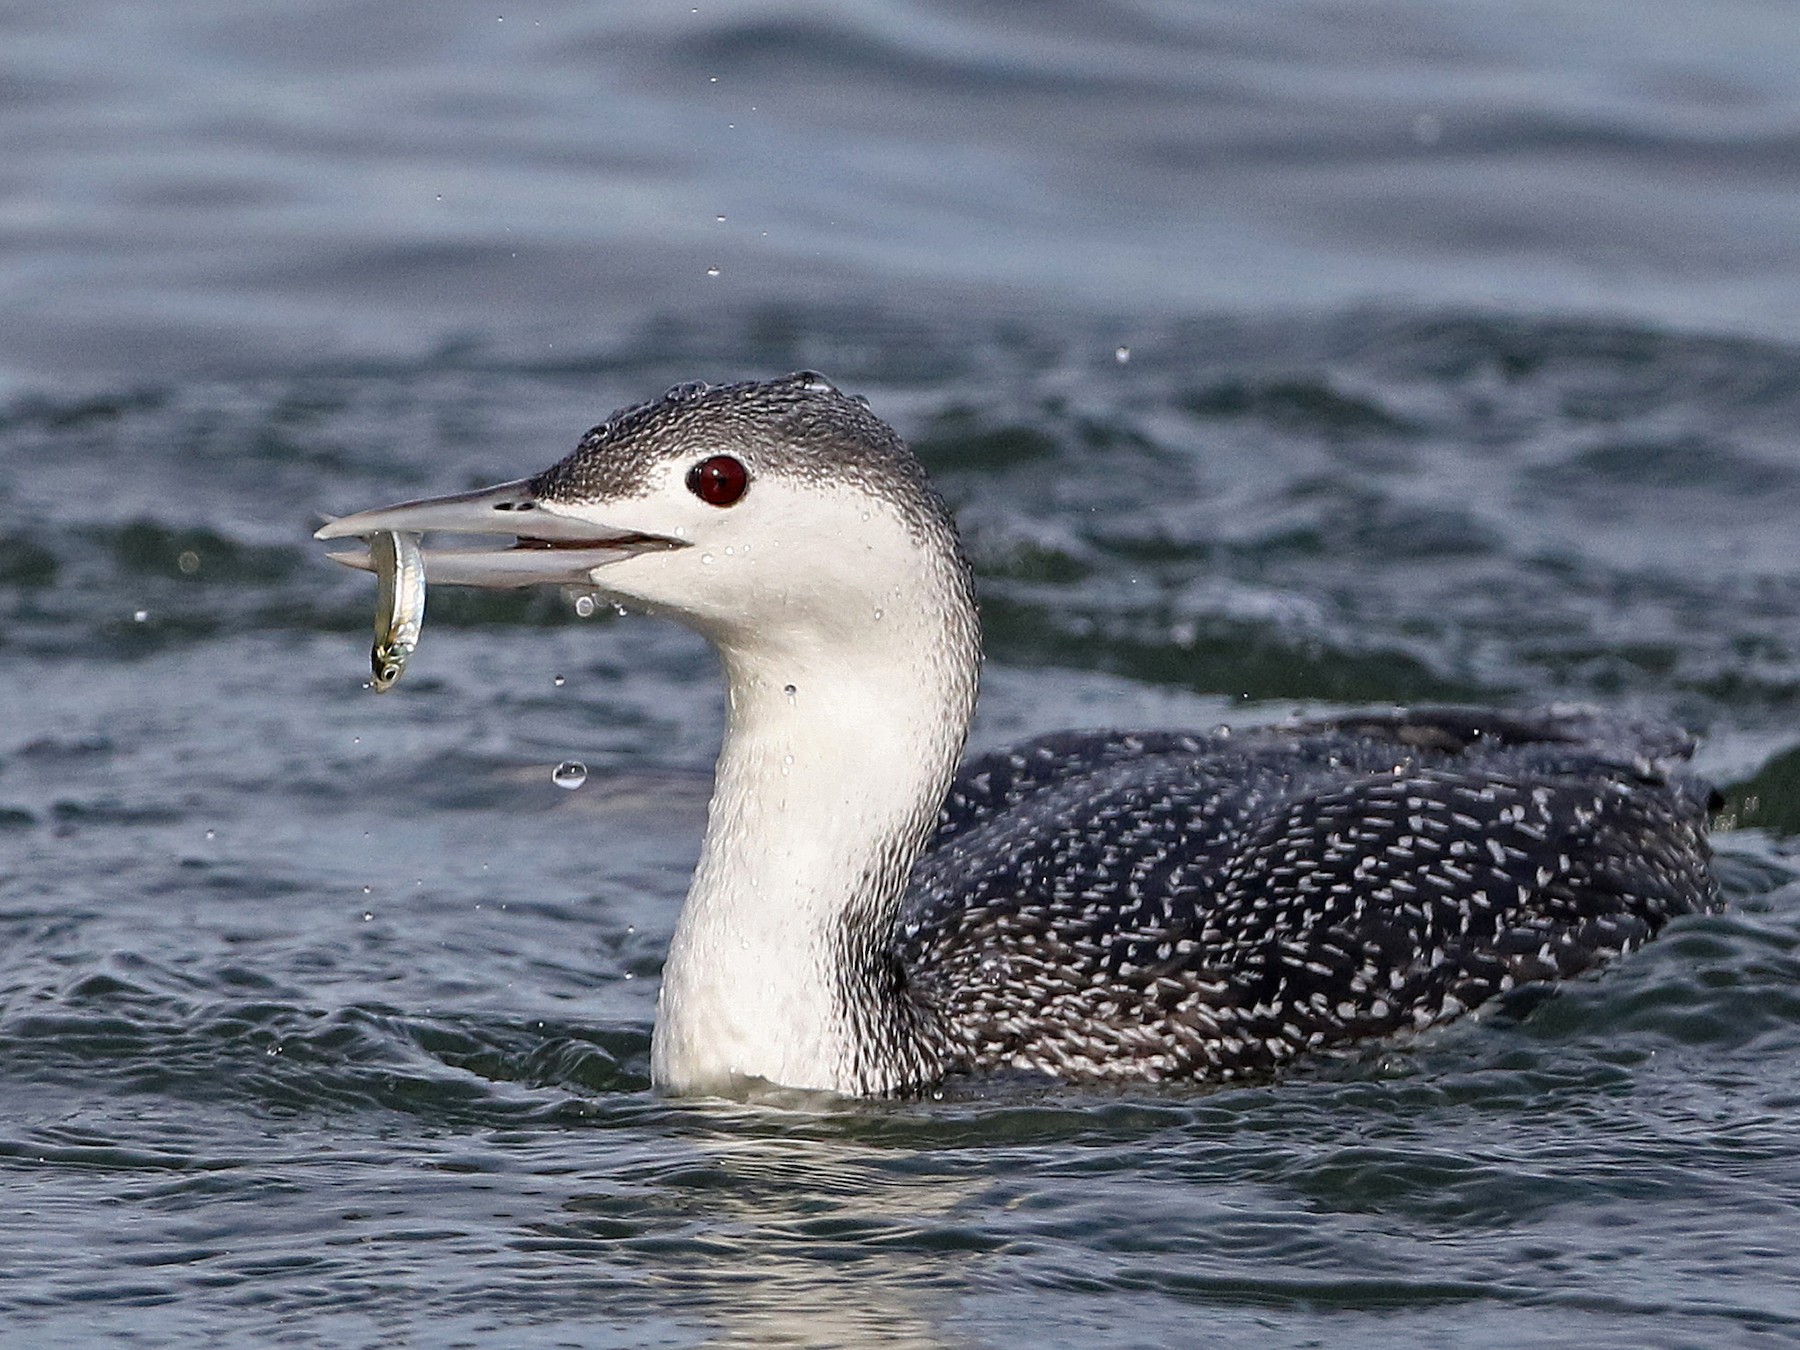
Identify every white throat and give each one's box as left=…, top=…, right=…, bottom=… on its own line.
left=649, top=527, right=978, bottom=1096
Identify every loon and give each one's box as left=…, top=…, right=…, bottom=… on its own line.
left=316, top=372, right=1718, bottom=1097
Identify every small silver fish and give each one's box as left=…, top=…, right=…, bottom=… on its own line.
left=370, top=529, right=426, bottom=692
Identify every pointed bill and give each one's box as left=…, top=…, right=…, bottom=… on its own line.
left=315, top=478, right=685, bottom=588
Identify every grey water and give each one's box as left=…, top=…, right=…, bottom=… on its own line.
left=5, top=2, right=1800, bottom=1346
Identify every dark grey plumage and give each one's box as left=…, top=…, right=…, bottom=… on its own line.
left=318, top=373, right=1721, bottom=1096
left=876, top=706, right=1716, bottom=1087
left=566, top=378, right=1718, bottom=1092
left=533, top=374, right=962, bottom=549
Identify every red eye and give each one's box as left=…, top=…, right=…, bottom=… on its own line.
left=687, top=454, right=749, bottom=507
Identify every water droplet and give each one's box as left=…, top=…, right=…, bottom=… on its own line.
left=706, top=266, right=721, bottom=277
left=177, top=550, right=200, bottom=574
left=873, top=608, right=884, bottom=621
left=715, top=214, right=726, bottom=222
left=132, top=609, right=149, bottom=623
left=700, top=553, right=714, bottom=565
left=362, top=885, right=372, bottom=895
left=784, top=684, right=797, bottom=704
left=783, top=753, right=794, bottom=765
left=203, top=829, right=215, bottom=841
left=552, top=675, right=566, bottom=688
left=1115, top=345, right=1131, bottom=364
left=574, top=595, right=596, bottom=618
left=553, top=760, right=588, bottom=790
left=611, top=601, right=628, bottom=617
left=362, top=910, right=374, bottom=921
left=352, top=737, right=361, bottom=745
left=859, top=511, right=870, bottom=522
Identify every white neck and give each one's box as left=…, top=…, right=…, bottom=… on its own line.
left=650, top=570, right=978, bottom=1096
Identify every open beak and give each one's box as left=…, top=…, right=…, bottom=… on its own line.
left=313, top=478, right=684, bottom=588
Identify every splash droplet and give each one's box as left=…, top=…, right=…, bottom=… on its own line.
left=553, top=760, right=588, bottom=790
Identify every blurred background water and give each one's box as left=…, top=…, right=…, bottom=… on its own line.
left=5, top=2, right=1800, bottom=1346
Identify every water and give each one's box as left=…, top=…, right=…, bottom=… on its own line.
left=5, top=2, right=1800, bottom=1346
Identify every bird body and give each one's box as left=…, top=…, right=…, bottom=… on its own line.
left=317, top=374, right=1717, bottom=1097
left=899, top=712, right=1711, bottom=1088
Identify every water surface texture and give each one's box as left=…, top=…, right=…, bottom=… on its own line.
left=5, top=3, right=1800, bottom=1347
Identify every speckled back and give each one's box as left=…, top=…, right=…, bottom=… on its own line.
left=893, top=707, right=1716, bottom=1084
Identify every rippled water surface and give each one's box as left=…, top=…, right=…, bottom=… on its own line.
left=6, top=3, right=1800, bottom=1347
